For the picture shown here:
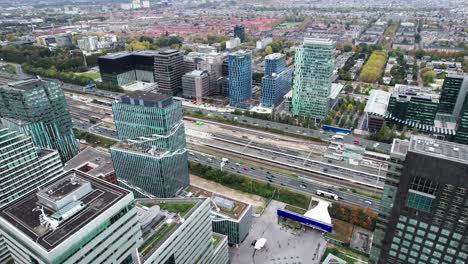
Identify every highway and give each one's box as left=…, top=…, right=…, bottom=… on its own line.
left=188, top=150, right=380, bottom=212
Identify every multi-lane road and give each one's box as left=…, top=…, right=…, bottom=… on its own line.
left=189, top=150, right=380, bottom=211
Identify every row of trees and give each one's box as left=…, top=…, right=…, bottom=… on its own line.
left=359, top=50, right=387, bottom=83
left=368, top=123, right=413, bottom=143
left=232, top=108, right=318, bottom=129
left=126, top=35, right=184, bottom=51
left=329, top=202, right=377, bottom=230
left=188, top=162, right=311, bottom=209
left=22, top=65, right=123, bottom=92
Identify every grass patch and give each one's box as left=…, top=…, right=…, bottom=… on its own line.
left=189, top=162, right=311, bottom=209
left=141, top=201, right=197, bottom=218
left=139, top=222, right=177, bottom=257
left=73, top=128, right=117, bottom=148
left=212, top=235, right=222, bottom=248
left=349, top=188, right=382, bottom=200
left=321, top=243, right=369, bottom=263
left=284, top=204, right=307, bottom=215
left=75, top=72, right=100, bottom=80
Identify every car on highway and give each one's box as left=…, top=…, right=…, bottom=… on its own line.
left=353, top=139, right=360, bottom=144
left=268, top=179, right=273, bottom=182
left=323, top=168, right=328, bottom=173
left=266, top=171, right=271, bottom=174
left=364, top=200, right=372, bottom=205
left=243, top=167, right=249, bottom=171
left=300, top=184, right=307, bottom=189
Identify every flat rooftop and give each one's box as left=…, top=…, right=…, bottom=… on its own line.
left=364, top=89, right=391, bottom=116
left=0, top=170, right=129, bottom=251
left=265, top=53, right=284, bottom=60
left=3, top=78, right=54, bottom=91
left=409, top=135, right=468, bottom=164
left=119, top=90, right=172, bottom=107
left=112, top=140, right=168, bottom=158
left=186, top=186, right=249, bottom=220
left=64, top=147, right=114, bottom=178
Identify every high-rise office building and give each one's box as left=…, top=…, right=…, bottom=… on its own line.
left=0, top=78, right=79, bottom=162
left=455, top=91, right=468, bottom=144
left=182, top=70, right=211, bottom=104
left=0, top=170, right=142, bottom=264
left=111, top=91, right=189, bottom=198
left=291, top=38, right=335, bottom=120
left=261, top=53, right=292, bottom=108
left=234, top=25, right=246, bottom=43
left=98, top=51, right=158, bottom=86
left=136, top=197, right=229, bottom=264
left=228, top=50, right=252, bottom=108
left=370, top=136, right=468, bottom=264
left=0, top=128, right=63, bottom=262
left=154, top=49, right=185, bottom=95
left=437, top=75, right=468, bottom=117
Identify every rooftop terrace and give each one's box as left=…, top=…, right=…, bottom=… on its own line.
left=135, top=198, right=204, bottom=260
left=186, top=186, right=249, bottom=220
left=0, top=170, right=129, bottom=251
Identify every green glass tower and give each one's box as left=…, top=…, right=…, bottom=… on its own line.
left=437, top=75, right=467, bottom=116
left=0, top=78, right=79, bottom=162
left=111, top=91, right=189, bottom=198
left=0, top=128, right=63, bottom=262
left=292, top=38, right=335, bottom=120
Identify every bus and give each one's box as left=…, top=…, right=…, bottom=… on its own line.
left=322, top=125, right=351, bottom=135
left=316, top=190, right=339, bottom=200
left=332, top=135, right=344, bottom=140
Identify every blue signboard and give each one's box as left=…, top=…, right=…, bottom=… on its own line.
left=277, top=209, right=332, bottom=233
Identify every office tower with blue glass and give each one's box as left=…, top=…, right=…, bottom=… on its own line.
left=0, top=128, right=63, bottom=262
left=228, top=50, right=252, bottom=108
left=0, top=78, right=79, bottom=162
left=292, top=38, right=335, bottom=120
left=111, top=91, right=189, bottom=198
left=261, top=53, right=292, bottom=108
left=370, top=136, right=468, bottom=264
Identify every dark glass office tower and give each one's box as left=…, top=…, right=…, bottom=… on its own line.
left=370, top=136, right=468, bottom=264
left=111, top=91, right=189, bottom=198
left=234, top=25, right=245, bottom=43
left=0, top=78, right=79, bottom=162
left=154, top=49, right=184, bottom=95
left=437, top=75, right=468, bottom=117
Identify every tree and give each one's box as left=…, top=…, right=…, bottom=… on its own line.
left=346, top=103, right=354, bottom=112
left=343, top=44, right=352, bottom=52
left=422, top=69, right=435, bottom=85
left=400, top=126, right=408, bottom=139
left=265, top=45, right=273, bottom=55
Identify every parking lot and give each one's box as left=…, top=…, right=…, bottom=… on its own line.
left=230, top=200, right=327, bottom=264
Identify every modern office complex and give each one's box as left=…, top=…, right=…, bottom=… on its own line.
left=154, top=49, right=185, bottom=95
left=234, top=25, right=245, bottom=43
left=185, top=51, right=224, bottom=95
left=0, top=170, right=142, bottom=264
left=228, top=50, right=252, bottom=108
left=98, top=49, right=184, bottom=94
left=0, top=128, right=63, bottom=262
left=98, top=51, right=158, bottom=86
left=136, top=198, right=229, bottom=264
left=291, top=38, right=335, bottom=120
left=0, top=78, right=79, bottom=162
left=261, top=53, right=292, bottom=108
left=111, top=91, right=189, bottom=198
left=211, top=195, right=253, bottom=246
left=364, top=90, right=391, bottom=132
left=437, top=75, right=468, bottom=116
left=182, top=70, right=211, bottom=104
left=387, top=85, right=440, bottom=126
left=370, top=136, right=468, bottom=264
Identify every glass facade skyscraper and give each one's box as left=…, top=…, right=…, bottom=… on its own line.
left=0, top=128, right=63, bottom=262
left=0, top=78, right=79, bottom=162
left=111, top=91, right=189, bottom=198
left=261, top=53, right=292, bottom=108
left=370, top=136, right=468, bottom=264
left=234, top=25, right=245, bottom=43
left=228, top=50, right=252, bottom=108
left=292, top=38, right=335, bottom=120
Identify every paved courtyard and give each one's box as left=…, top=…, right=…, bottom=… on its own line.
left=230, top=200, right=327, bottom=264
